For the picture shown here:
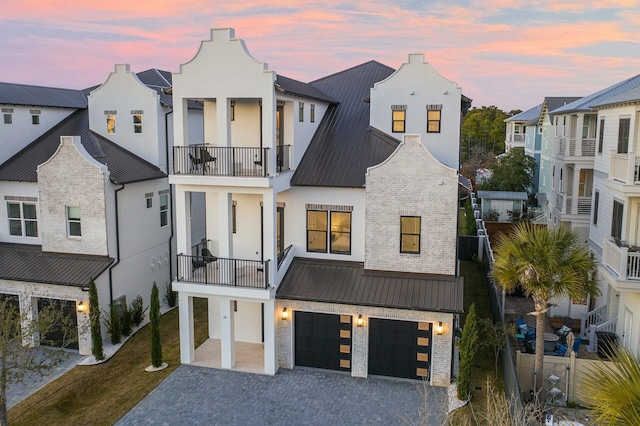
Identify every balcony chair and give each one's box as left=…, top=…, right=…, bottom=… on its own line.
left=516, top=317, right=536, bottom=340
left=201, top=248, right=218, bottom=264
left=555, top=343, right=567, bottom=357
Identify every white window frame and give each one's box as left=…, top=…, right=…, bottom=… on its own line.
left=66, top=206, right=81, bottom=237
left=160, top=194, right=168, bottom=227
left=7, top=201, right=38, bottom=237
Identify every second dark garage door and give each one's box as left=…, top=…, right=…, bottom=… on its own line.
left=295, top=311, right=352, bottom=372
left=368, top=318, right=431, bottom=380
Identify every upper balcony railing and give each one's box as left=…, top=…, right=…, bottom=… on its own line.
left=173, top=145, right=291, bottom=177
left=177, top=254, right=270, bottom=289
left=610, top=152, right=640, bottom=185
left=555, top=137, right=595, bottom=157
left=553, top=193, right=591, bottom=216
left=602, top=237, right=640, bottom=290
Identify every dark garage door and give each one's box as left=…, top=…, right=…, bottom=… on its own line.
left=37, top=298, right=79, bottom=350
left=368, top=318, right=431, bottom=380
left=295, top=311, right=352, bottom=372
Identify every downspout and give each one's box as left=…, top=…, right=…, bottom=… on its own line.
left=165, top=107, right=174, bottom=283
left=107, top=183, right=125, bottom=303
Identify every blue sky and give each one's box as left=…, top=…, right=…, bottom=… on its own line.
left=1, top=0, right=639, bottom=111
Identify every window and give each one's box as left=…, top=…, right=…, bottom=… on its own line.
left=515, top=125, right=521, bottom=134
left=310, top=104, right=315, bottom=123
left=230, top=101, right=235, bottom=121
left=232, top=204, right=237, bottom=234
left=582, top=115, right=591, bottom=139
left=392, top=109, right=406, bottom=133
left=66, top=206, right=81, bottom=237
left=7, top=202, right=38, bottom=237
left=427, top=109, right=441, bottom=133
left=106, top=115, right=116, bottom=134
left=593, top=191, right=599, bottom=225
left=400, top=216, right=421, bottom=254
left=160, top=194, right=168, bottom=227
left=617, top=118, right=630, bottom=154
left=133, top=115, right=142, bottom=133
left=611, top=200, right=624, bottom=240
left=146, top=195, right=152, bottom=209
left=306, top=209, right=352, bottom=254
left=307, top=210, right=328, bottom=252
left=299, top=102, right=304, bottom=122
left=32, top=115, right=40, bottom=125
left=330, top=211, right=351, bottom=254
left=598, top=118, right=604, bottom=153
left=3, top=114, right=11, bottom=124
left=552, top=166, right=556, bottom=189
left=578, top=170, right=593, bottom=197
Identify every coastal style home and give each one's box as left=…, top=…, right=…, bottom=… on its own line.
left=0, top=66, right=198, bottom=354
left=170, top=28, right=469, bottom=385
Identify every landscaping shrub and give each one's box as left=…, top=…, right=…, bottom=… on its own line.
left=130, top=295, right=147, bottom=327
left=120, top=303, right=133, bottom=337
left=150, top=283, right=163, bottom=367
left=458, top=303, right=478, bottom=400
left=88, top=279, right=104, bottom=360
left=103, top=303, right=121, bottom=344
left=164, top=281, right=177, bottom=308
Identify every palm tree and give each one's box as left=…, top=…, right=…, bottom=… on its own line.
left=579, top=346, right=640, bottom=425
left=491, top=222, right=598, bottom=390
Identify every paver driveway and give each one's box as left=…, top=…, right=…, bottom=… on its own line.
left=116, top=365, right=446, bottom=425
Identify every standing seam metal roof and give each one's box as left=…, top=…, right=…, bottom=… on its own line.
left=0, top=109, right=166, bottom=184
left=276, top=258, right=464, bottom=313
left=0, top=82, right=87, bottom=109
left=551, top=74, right=640, bottom=114
left=291, top=61, right=400, bottom=188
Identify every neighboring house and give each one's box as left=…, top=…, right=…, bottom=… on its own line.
left=170, top=28, right=469, bottom=385
left=477, top=190, right=527, bottom=222
left=504, top=110, right=530, bottom=153
left=0, top=66, right=203, bottom=355
left=586, top=79, right=640, bottom=357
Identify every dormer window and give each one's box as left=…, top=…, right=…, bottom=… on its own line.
left=31, top=109, right=40, bottom=125
left=2, top=108, right=13, bottom=125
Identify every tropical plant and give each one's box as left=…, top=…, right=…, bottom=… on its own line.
left=150, top=282, right=162, bottom=368
left=457, top=303, right=478, bottom=400
left=88, top=279, right=104, bottom=361
left=130, top=295, right=147, bottom=327
left=103, top=303, right=121, bottom=345
left=491, top=222, right=598, bottom=390
left=579, top=346, right=640, bottom=425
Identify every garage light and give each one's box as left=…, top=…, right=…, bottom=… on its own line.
left=436, top=321, right=444, bottom=335
left=356, top=314, right=364, bottom=327
left=281, top=307, right=289, bottom=320
left=77, top=301, right=87, bottom=314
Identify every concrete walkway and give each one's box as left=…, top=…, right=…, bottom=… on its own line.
left=117, top=366, right=446, bottom=425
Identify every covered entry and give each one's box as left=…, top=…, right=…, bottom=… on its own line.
left=295, top=311, right=352, bottom=371
left=37, top=298, right=79, bottom=350
left=368, top=318, right=431, bottom=380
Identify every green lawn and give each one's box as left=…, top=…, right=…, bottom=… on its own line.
left=9, top=298, right=209, bottom=425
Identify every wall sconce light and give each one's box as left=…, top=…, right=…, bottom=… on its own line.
left=77, top=301, right=87, bottom=314
left=281, top=307, right=289, bottom=321
left=356, top=314, right=364, bottom=327
left=436, top=321, right=444, bottom=335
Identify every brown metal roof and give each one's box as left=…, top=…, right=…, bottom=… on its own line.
left=0, top=243, right=113, bottom=287
left=277, top=258, right=464, bottom=313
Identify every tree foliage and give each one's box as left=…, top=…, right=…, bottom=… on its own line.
left=480, top=149, right=537, bottom=194
left=150, top=283, right=162, bottom=368
left=461, top=106, right=510, bottom=161
left=88, top=279, right=104, bottom=361
left=478, top=318, right=513, bottom=377
left=491, top=223, right=598, bottom=390
left=0, top=297, right=77, bottom=425
left=457, top=303, right=478, bottom=400
left=579, top=346, right=640, bottom=425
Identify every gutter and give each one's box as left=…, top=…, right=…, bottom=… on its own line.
left=165, top=107, right=174, bottom=282
left=107, top=183, right=125, bottom=303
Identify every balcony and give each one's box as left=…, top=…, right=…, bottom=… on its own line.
left=601, top=238, right=640, bottom=291
left=177, top=254, right=270, bottom=289
left=555, top=137, right=595, bottom=158
left=553, top=193, right=591, bottom=216
left=173, top=145, right=290, bottom=177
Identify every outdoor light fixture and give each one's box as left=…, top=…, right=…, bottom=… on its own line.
left=356, top=314, right=364, bottom=327
left=281, top=307, right=289, bottom=320
left=436, top=321, right=444, bottom=335
left=77, top=301, right=87, bottom=314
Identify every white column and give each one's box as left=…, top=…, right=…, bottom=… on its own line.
left=572, top=166, right=581, bottom=214
left=351, top=315, right=368, bottom=378
left=262, top=191, right=276, bottom=288
left=216, top=97, right=230, bottom=148
left=179, top=293, right=194, bottom=364
left=218, top=192, right=233, bottom=258
left=173, top=98, right=189, bottom=147
left=261, top=95, right=276, bottom=175
left=263, top=298, right=277, bottom=375
left=576, top=114, right=584, bottom=156
left=174, top=186, right=190, bottom=256
left=208, top=297, right=217, bottom=339
left=220, top=298, right=235, bottom=369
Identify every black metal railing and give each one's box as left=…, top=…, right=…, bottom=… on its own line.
left=277, top=244, right=293, bottom=269
left=174, top=146, right=270, bottom=177
left=177, top=254, right=269, bottom=289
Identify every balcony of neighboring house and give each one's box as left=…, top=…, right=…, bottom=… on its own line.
left=554, top=114, right=597, bottom=161
left=552, top=169, right=592, bottom=219
left=554, top=135, right=596, bottom=159
left=607, top=152, right=640, bottom=195
left=601, top=237, right=640, bottom=292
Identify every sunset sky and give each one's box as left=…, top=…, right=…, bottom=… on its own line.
left=1, top=1, right=639, bottom=111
